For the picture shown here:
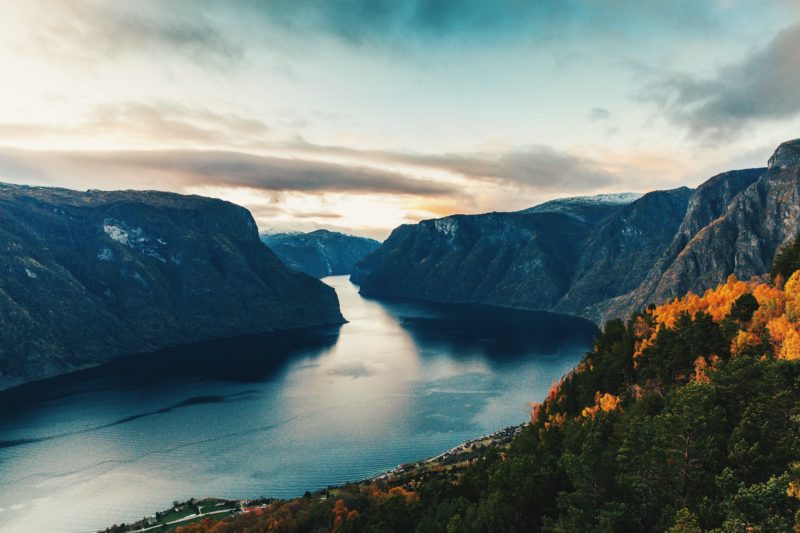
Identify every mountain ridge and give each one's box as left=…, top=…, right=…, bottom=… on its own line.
left=0, top=183, right=344, bottom=389
left=353, top=140, right=800, bottom=323
left=261, top=229, right=380, bottom=278
left=353, top=188, right=693, bottom=321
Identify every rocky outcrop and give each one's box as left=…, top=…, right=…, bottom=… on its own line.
left=261, top=229, right=380, bottom=278
left=354, top=190, right=692, bottom=319
left=768, top=138, right=800, bottom=170
left=0, top=184, right=344, bottom=389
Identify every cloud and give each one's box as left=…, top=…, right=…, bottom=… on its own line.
left=0, top=101, right=272, bottom=148
left=643, top=23, right=800, bottom=140
left=85, top=102, right=270, bottom=145
left=411, top=148, right=618, bottom=191
left=588, top=107, right=611, bottom=121
left=25, top=0, right=758, bottom=67
left=0, top=147, right=458, bottom=197
left=29, top=1, right=242, bottom=67
left=280, top=141, right=619, bottom=193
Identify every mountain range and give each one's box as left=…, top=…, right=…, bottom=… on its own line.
left=261, top=229, right=380, bottom=278
left=354, top=139, right=800, bottom=323
left=3, top=139, right=799, bottom=389
left=0, top=184, right=343, bottom=389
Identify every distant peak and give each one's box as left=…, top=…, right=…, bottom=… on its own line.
left=768, top=139, right=800, bottom=170
left=524, top=192, right=642, bottom=212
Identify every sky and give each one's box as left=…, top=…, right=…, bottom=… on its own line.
left=1, top=1, right=799, bottom=239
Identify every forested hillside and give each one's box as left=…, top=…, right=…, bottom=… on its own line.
left=171, top=248, right=800, bottom=532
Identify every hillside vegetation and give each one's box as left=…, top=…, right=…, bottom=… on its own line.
left=175, top=247, right=800, bottom=532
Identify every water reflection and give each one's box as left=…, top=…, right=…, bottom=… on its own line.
left=0, top=276, right=597, bottom=532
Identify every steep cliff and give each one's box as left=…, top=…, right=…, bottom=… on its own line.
left=554, top=187, right=694, bottom=318
left=602, top=167, right=764, bottom=320
left=602, top=140, right=799, bottom=321
left=0, top=184, right=344, bottom=389
left=354, top=191, right=692, bottom=318
left=261, top=229, right=380, bottom=278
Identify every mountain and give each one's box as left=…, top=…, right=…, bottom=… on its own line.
left=354, top=141, right=800, bottom=323
left=0, top=184, right=344, bottom=389
left=603, top=140, right=800, bottom=322
left=261, top=229, right=380, bottom=278
left=353, top=189, right=693, bottom=320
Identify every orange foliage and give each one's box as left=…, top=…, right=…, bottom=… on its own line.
left=632, top=315, right=655, bottom=361
left=767, top=315, right=800, bottom=360
left=529, top=271, right=800, bottom=435
left=580, top=392, right=621, bottom=419
left=784, top=271, right=800, bottom=322
left=652, top=275, right=751, bottom=329
left=543, top=412, right=567, bottom=430
left=693, top=356, right=711, bottom=383
left=368, top=483, right=418, bottom=504
left=731, top=330, right=762, bottom=357
left=531, top=378, right=566, bottom=424
left=332, top=499, right=358, bottom=532
left=635, top=274, right=800, bottom=362
left=529, top=401, right=543, bottom=424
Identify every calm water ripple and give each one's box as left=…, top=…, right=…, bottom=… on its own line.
left=0, top=276, right=597, bottom=532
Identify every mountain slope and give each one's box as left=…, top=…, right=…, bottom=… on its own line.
left=554, top=187, right=693, bottom=318
left=354, top=190, right=692, bottom=320
left=0, top=184, right=344, bottom=389
left=604, top=141, right=799, bottom=322
left=261, top=229, right=380, bottom=278
left=355, top=141, right=800, bottom=323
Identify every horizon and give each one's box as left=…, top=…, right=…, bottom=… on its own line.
left=1, top=1, right=799, bottom=240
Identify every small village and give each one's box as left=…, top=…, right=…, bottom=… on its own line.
left=99, top=425, right=526, bottom=533
left=101, top=497, right=273, bottom=533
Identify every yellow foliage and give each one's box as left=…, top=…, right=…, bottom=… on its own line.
left=785, top=271, right=800, bottom=322
left=532, top=270, right=800, bottom=434
left=767, top=315, right=800, bottom=360
left=543, top=412, right=567, bottom=430
left=581, top=392, right=621, bottom=419
left=637, top=274, right=797, bottom=362
left=782, top=330, right=800, bottom=361
left=731, top=330, right=762, bottom=357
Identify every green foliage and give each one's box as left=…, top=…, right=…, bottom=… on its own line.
left=728, top=292, right=759, bottom=324
left=771, top=233, right=800, bottom=281
left=666, top=508, right=701, bottom=533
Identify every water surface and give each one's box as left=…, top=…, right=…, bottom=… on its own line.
left=0, top=276, right=597, bottom=532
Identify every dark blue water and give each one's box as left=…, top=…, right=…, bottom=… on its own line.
left=0, top=276, right=597, bottom=532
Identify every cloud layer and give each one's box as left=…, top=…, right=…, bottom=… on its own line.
left=32, top=2, right=242, bottom=66
left=0, top=147, right=457, bottom=197
left=645, top=23, right=800, bottom=140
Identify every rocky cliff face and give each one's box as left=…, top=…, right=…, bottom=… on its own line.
left=356, top=140, right=800, bottom=325
left=0, top=184, right=344, bottom=389
left=354, top=191, right=691, bottom=318
left=602, top=168, right=764, bottom=320
left=261, top=229, right=380, bottom=278
left=553, top=187, right=694, bottom=318
left=602, top=140, right=799, bottom=321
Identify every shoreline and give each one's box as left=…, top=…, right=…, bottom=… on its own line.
left=100, top=422, right=528, bottom=532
